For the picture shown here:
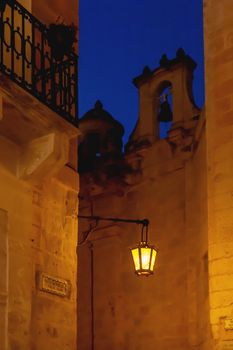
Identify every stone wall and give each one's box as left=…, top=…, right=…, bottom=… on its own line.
left=0, top=0, right=79, bottom=348
left=30, top=177, right=78, bottom=350
left=0, top=134, right=79, bottom=350
left=204, top=0, right=233, bottom=348
left=0, top=209, right=8, bottom=350
left=185, top=120, right=211, bottom=350
left=78, top=121, right=210, bottom=349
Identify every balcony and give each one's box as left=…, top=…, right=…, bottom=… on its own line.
left=0, top=0, right=78, bottom=125
left=0, top=0, right=80, bottom=182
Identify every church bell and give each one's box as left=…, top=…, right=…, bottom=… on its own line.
left=158, top=95, right=173, bottom=122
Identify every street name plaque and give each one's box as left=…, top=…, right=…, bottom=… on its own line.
left=38, top=272, right=70, bottom=297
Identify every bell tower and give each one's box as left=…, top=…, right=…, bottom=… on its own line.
left=127, top=48, right=200, bottom=150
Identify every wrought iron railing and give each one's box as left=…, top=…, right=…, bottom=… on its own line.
left=0, top=0, right=78, bottom=124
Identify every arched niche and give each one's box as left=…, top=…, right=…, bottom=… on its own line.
left=156, top=81, right=173, bottom=139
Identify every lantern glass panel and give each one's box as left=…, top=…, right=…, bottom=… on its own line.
left=150, top=249, right=157, bottom=271
left=131, top=247, right=140, bottom=271
left=141, top=247, right=151, bottom=270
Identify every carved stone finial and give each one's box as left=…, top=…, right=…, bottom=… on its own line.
left=159, top=54, right=169, bottom=68
left=176, top=48, right=186, bottom=59
left=94, top=100, right=103, bottom=110
left=142, top=66, right=152, bottom=76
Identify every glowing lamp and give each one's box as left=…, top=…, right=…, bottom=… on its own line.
left=78, top=215, right=158, bottom=276
left=130, top=221, right=157, bottom=276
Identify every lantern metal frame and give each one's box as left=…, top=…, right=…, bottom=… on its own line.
left=130, top=223, right=158, bottom=276
left=78, top=214, right=158, bottom=276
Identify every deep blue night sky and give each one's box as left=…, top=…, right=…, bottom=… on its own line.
left=79, top=0, right=204, bottom=143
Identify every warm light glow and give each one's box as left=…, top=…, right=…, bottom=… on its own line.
left=141, top=247, right=151, bottom=270
left=131, top=242, right=157, bottom=276
left=150, top=249, right=157, bottom=270
left=131, top=247, right=140, bottom=271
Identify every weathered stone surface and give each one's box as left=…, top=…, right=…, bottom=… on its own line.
left=0, top=9, right=79, bottom=348
left=78, top=59, right=210, bottom=350
left=0, top=209, right=8, bottom=350
left=204, top=0, right=233, bottom=348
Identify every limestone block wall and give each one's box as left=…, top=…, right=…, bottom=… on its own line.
left=0, top=1, right=79, bottom=347
left=78, top=126, right=209, bottom=350
left=204, top=0, right=233, bottom=348
left=185, top=128, right=211, bottom=350
left=0, top=135, right=79, bottom=350
left=0, top=209, right=8, bottom=350
left=30, top=176, right=78, bottom=350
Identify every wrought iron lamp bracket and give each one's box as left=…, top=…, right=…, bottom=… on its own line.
left=77, top=215, right=149, bottom=245
left=78, top=214, right=149, bottom=227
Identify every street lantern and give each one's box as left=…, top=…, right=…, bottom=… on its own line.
left=78, top=215, right=158, bottom=276
left=131, top=221, right=158, bottom=276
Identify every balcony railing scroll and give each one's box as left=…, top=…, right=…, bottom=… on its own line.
left=0, top=0, right=78, bottom=124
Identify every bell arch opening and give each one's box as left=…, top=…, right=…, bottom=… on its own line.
left=157, top=81, right=173, bottom=139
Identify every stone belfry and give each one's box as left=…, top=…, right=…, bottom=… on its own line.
left=0, top=0, right=79, bottom=349
left=78, top=49, right=210, bottom=350
left=127, top=47, right=200, bottom=151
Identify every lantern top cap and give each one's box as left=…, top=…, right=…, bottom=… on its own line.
left=131, top=241, right=158, bottom=251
